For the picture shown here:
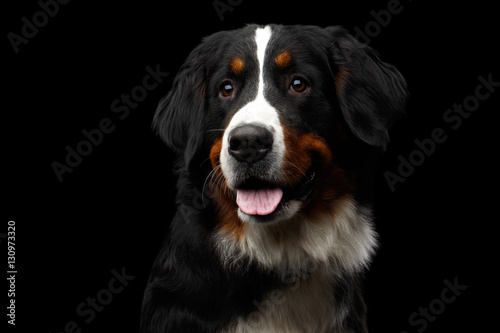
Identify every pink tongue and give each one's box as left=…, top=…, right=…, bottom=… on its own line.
left=236, top=188, right=283, bottom=216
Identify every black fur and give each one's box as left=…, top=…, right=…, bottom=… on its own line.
left=142, top=24, right=407, bottom=332
left=326, top=26, right=407, bottom=149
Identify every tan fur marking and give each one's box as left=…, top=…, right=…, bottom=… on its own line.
left=275, top=51, right=292, bottom=68
left=230, top=57, right=245, bottom=75
left=334, top=68, right=350, bottom=96
left=210, top=137, right=246, bottom=242
left=281, top=126, right=354, bottom=220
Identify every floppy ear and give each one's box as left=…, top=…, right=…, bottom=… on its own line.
left=152, top=43, right=207, bottom=170
left=327, top=26, right=408, bottom=150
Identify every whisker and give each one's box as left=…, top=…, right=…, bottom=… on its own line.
left=211, top=170, right=230, bottom=198
left=284, top=151, right=309, bottom=179
left=202, top=165, right=222, bottom=207
left=205, top=129, right=226, bottom=133
left=199, top=153, right=219, bottom=169
left=282, top=170, right=293, bottom=187
left=286, top=168, right=305, bottom=186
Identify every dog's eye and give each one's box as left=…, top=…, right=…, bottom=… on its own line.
left=219, top=81, right=234, bottom=97
left=290, top=77, right=308, bottom=93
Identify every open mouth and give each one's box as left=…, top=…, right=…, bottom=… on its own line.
left=234, top=165, right=317, bottom=223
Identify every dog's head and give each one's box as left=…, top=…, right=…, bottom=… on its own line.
left=154, top=24, right=407, bottom=227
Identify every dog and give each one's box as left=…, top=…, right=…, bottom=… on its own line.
left=141, top=24, right=407, bottom=333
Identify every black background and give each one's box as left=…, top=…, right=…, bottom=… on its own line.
left=4, top=0, right=498, bottom=332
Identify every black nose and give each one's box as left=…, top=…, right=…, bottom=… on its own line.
left=228, top=124, right=274, bottom=164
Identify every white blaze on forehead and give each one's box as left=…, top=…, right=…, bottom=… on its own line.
left=220, top=26, right=286, bottom=194
left=255, top=26, right=272, bottom=96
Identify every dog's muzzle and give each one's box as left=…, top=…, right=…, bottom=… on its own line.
left=226, top=124, right=283, bottom=216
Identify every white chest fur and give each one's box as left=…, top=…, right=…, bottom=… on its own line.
left=230, top=265, right=344, bottom=333
left=215, top=198, right=377, bottom=332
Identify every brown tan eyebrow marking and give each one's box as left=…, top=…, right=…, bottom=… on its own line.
left=275, top=51, right=292, bottom=68
left=230, top=56, right=245, bottom=75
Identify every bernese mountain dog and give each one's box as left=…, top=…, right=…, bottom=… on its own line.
left=141, top=24, right=408, bottom=332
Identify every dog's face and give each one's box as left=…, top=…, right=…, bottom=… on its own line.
left=154, top=24, right=407, bottom=232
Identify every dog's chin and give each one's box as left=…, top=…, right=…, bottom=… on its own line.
left=231, top=165, right=318, bottom=224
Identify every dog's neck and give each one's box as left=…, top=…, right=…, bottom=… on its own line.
left=212, top=196, right=378, bottom=276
